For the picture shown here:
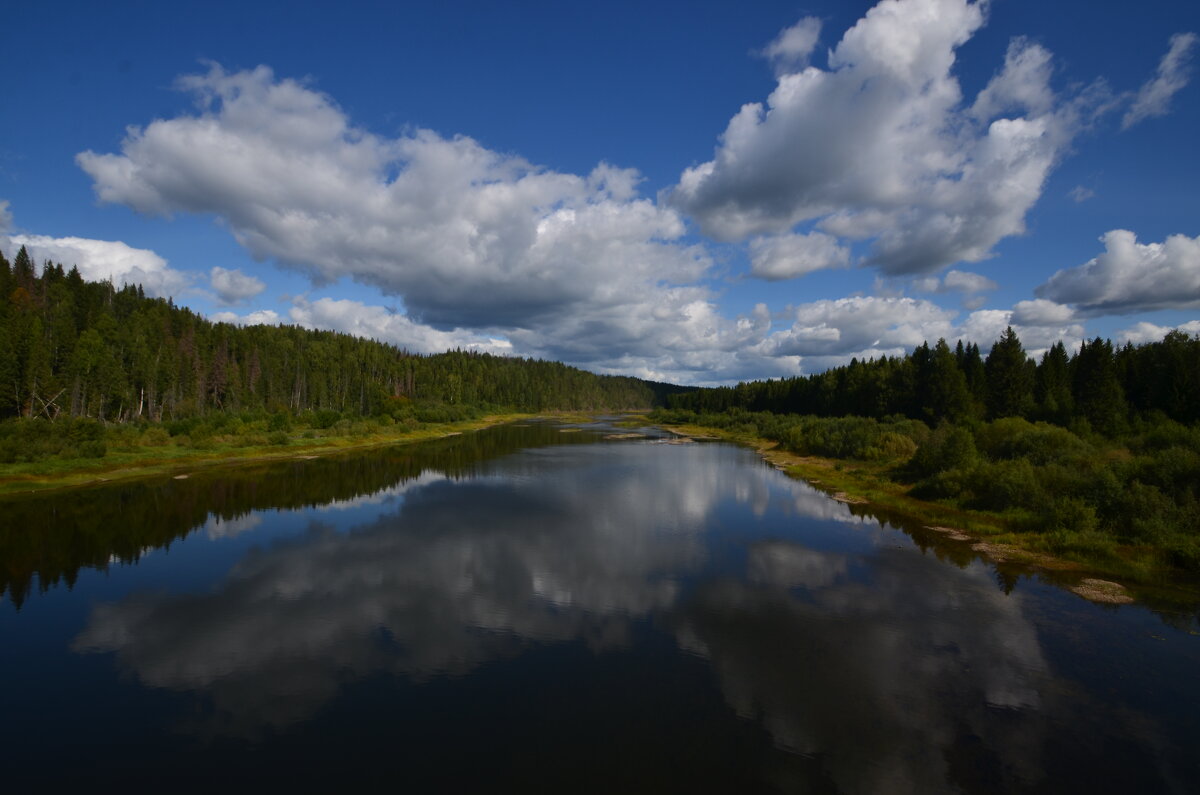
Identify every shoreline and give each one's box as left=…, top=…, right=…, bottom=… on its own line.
left=659, top=421, right=1199, bottom=608
left=0, top=413, right=544, bottom=497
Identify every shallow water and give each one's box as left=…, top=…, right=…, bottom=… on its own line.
left=2, top=421, right=1198, bottom=793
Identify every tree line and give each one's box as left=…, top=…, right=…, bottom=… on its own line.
left=0, top=246, right=674, bottom=424
left=668, top=326, right=1200, bottom=435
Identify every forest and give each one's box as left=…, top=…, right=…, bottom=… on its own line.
left=656, top=327, right=1200, bottom=576
left=0, top=246, right=677, bottom=463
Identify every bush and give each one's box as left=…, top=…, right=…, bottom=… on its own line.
left=78, top=440, right=107, bottom=459
left=909, top=424, right=978, bottom=478
left=911, top=467, right=973, bottom=501
left=311, top=409, right=342, bottom=430
left=140, top=427, right=171, bottom=447
left=975, top=418, right=1089, bottom=465
left=1107, top=481, right=1182, bottom=544
left=268, top=431, right=290, bottom=446
left=966, top=459, right=1043, bottom=512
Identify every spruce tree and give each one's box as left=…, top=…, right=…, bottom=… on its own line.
left=984, top=327, right=1033, bottom=419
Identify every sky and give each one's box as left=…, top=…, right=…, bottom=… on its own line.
left=1, top=0, right=1198, bottom=385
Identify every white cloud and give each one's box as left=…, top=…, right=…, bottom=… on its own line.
left=288, top=297, right=512, bottom=355
left=1, top=233, right=190, bottom=297
left=77, top=64, right=707, bottom=332
left=1009, top=298, right=1074, bottom=326
left=762, top=296, right=958, bottom=359
left=210, top=309, right=280, bottom=326
left=210, top=266, right=266, bottom=304
left=73, top=64, right=807, bottom=383
left=748, top=231, right=850, bottom=280
left=1122, top=32, right=1199, bottom=129
left=913, top=268, right=998, bottom=294
left=70, top=63, right=826, bottom=384
left=756, top=295, right=1085, bottom=370
left=0, top=200, right=11, bottom=234
left=669, top=0, right=1135, bottom=277
left=760, top=17, right=823, bottom=76
left=1068, top=185, right=1094, bottom=203
left=1116, top=319, right=1200, bottom=345
left=1035, top=229, right=1200, bottom=314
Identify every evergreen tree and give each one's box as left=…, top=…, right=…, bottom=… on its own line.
left=984, top=327, right=1033, bottom=419
left=925, top=338, right=973, bottom=423
left=1073, top=337, right=1126, bottom=435
left=1035, top=342, right=1073, bottom=423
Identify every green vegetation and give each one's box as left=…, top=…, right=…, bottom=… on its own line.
left=0, top=421, right=606, bottom=609
left=0, top=246, right=682, bottom=483
left=656, top=327, right=1200, bottom=582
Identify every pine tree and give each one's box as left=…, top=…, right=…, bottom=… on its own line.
left=926, top=338, right=974, bottom=423
left=984, top=327, right=1033, bottom=419
left=1035, top=342, right=1073, bottom=423
left=1073, top=337, right=1126, bottom=435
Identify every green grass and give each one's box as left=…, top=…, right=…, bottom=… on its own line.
left=0, top=413, right=543, bottom=496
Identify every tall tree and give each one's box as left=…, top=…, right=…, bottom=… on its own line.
left=1035, top=341, right=1073, bottom=423
left=1073, top=337, right=1126, bottom=435
left=984, top=327, right=1034, bottom=419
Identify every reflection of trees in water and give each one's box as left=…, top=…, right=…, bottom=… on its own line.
left=72, top=442, right=739, bottom=736
left=66, top=439, right=1194, bottom=790
left=0, top=423, right=598, bottom=608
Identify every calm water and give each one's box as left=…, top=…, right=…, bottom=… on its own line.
left=2, top=421, right=1198, bottom=793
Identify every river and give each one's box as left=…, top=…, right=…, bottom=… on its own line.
left=1, top=420, right=1197, bottom=792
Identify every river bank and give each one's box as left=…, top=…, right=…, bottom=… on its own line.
left=0, top=413, right=553, bottom=496
left=657, top=421, right=1200, bottom=608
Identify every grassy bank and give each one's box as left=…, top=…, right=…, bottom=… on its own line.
left=654, top=418, right=1200, bottom=607
left=0, top=412, right=548, bottom=496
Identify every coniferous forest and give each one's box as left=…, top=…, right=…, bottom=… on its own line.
left=3, top=243, right=1200, bottom=576
left=0, top=246, right=678, bottom=463
left=656, top=327, right=1200, bottom=575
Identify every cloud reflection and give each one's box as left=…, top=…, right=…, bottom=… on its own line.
left=73, top=438, right=1098, bottom=792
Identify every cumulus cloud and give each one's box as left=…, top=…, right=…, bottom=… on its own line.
left=761, top=296, right=958, bottom=360
left=72, top=63, right=806, bottom=382
left=1122, top=32, right=1199, bottom=129
left=670, top=0, right=1128, bottom=276
left=1009, top=298, right=1075, bottom=326
left=756, top=294, right=1084, bottom=369
left=210, top=309, right=280, bottom=326
left=1035, top=230, right=1200, bottom=314
left=76, top=64, right=707, bottom=332
left=748, top=231, right=850, bottom=280
left=913, top=268, right=997, bottom=295
left=209, top=266, right=265, bottom=304
left=2, top=233, right=190, bottom=297
left=1116, top=319, right=1200, bottom=345
left=288, top=297, right=512, bottom=356
left=760, top=17, right=823, bottom=76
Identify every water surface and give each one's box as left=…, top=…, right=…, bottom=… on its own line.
left=2, top=422, right=1197, bottom=792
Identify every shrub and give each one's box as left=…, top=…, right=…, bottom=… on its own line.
left=140, top=427, right=171, bottom=447
left=311, top=409, right=342, bottom=430
left=966, top=459, right=1043, bottom=512
left=909, top=424, right=978, bottom=478
left=78, top=440, right=107, bottom=458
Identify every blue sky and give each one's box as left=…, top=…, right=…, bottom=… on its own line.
left=2, top=0, right=1197, bottom=385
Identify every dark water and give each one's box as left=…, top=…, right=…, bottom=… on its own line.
left=2, top=421, right=1198, bottom=793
